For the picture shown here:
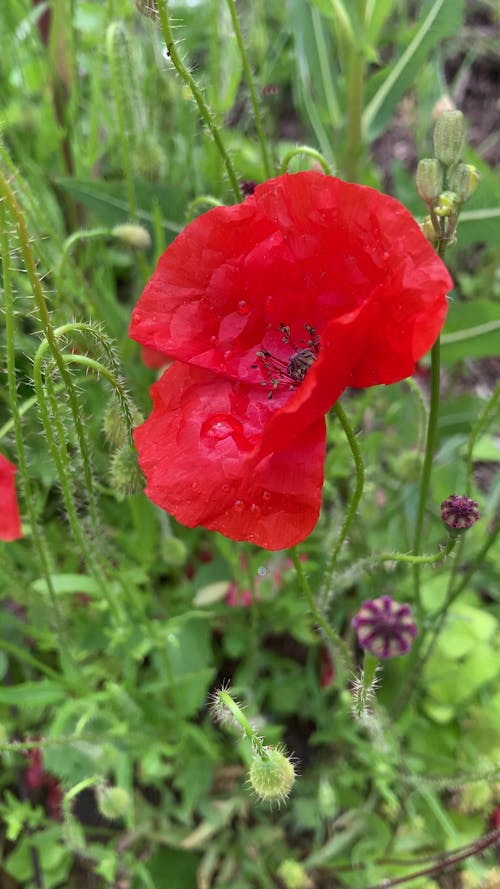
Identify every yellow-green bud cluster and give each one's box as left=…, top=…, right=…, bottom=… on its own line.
left=417, top=109, right=479, bottom=248
left=249, top=745, right=296, bottom=805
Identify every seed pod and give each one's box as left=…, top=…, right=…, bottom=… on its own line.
left=434, top=110, right=465, bottom=167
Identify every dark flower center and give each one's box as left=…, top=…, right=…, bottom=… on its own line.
left=255, top=323, right=319, bottom=398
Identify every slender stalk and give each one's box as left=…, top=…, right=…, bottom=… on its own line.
left=156, top=0, right=241, bottom=201
left=0, top=169, right=100, bottom=535
left=412, top=337, right=441, bottom=618
left=225, top=0, right=272, bottom=178
left=0, top=199, right=69, bottom=656
left=376, top=537, right=456, bottom=565
left=322, top=401, right=365, bottom=591
left=344, top=0, right=366, bottom=181
left=291, top=547, right=352, bottom=675
left=218, top=689, right=266, bottom=758
left=279, top=146, right=334, bottom=176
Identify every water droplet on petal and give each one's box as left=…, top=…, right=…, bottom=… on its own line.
left=250, top=503, right=261, bottom=517
left=222, top=483, right=231, bottom=493
left=210, top=335, right=217, bottom=345
left=132, top=311, right=142, bottom=323
left=262, top=491, right=271, bottom=501
left=234, top=499, right=245, bottom=512
left=237, top=299, right=249, bottom=316
left=201, top=413, right=241, bottom=443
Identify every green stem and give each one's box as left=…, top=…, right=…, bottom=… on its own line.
left=279, top=146, right=334, bottom=176
left=156, top=0, right=242, bottom=202
left=290, top=547, right=352, bottom=675
left=0, top=198, right=69, bottom=659
left=218, top=690, right=266, bottom=758
left=344, top=0, right=366, bottom=181
left=322, top=401, right=365, bottom=589
left=412, top=337, right=441, bottom=619
left=225, top=0, right=272, bottom=178
left=377, top=537, right=456, bottom=565
left=0, top=170, right=100, bottom=536
left=464, top=381, right=500, bottom=496
left=185, top=195, right=223, bottom=222
left=56, top=227, right=110, bottom=298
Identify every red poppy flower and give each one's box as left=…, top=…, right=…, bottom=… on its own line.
left=129, top=172, right=451, bottom=550
left=0, top=453, right=22, bottom=541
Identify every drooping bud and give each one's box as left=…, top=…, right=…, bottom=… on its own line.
left=249, top=746, right=296, bottom=805
left=447, top=163, right=480, bottom=205
left=352, top=596, right=418, bottom=659
left=441, top=494, right=480, bottom=535
left=416, top=158, right=444, bottom=206
left=96, top=785, right=130, bottom=820
left=433, top=110, right=465, bottom=167
left=112, top=224, right=152, bottom=251
left=161, top=535, right=188, bottom=569
left=109, top=445, right=144, bottom=500
left=102, top=399, right=143, bottom=450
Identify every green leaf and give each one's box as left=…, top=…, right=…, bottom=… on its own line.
left=31, top=573, right=101, bottom=597
left=363, top=0, right=464, bottom=137
left=440, top=299, right=500, bottom=365
left=56, top=178, right=185, bottom=233
left=0, top=681, right=66, bottom=708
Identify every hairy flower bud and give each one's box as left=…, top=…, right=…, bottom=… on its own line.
left=102, top=399, right=142, bottom=450
left=352, top=596, right=417, bottom=659
left=112, top=224, right=152, bottom=251
left=433, top=110, right=465, bottom=167
left=416, top=158, right=444, bottom=206
left=249, top=746, right=296, bottom=805
left=441, top=494, right=480, bottom=535
left=96, top=785, right=130, bottom=820
left=109, top=445, right=144, bottom=500
left=161, top=535, right=188, bottom=568
left=447, top=163, right=480, bottom=205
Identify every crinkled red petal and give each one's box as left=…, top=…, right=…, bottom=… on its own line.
left=0, top=453, right=22, bottom=541
left=129, top=172, right=451, bottom=392
left=133, top=363, right=326, bottom=550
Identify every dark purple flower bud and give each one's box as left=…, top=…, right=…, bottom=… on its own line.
left=352, top=595, right=418, bottom=659
left=441, top=494, right=480, bottom=534
left=240, top=180, right=257, bottom=197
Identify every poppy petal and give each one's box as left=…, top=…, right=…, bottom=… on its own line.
left=134, top=363, right=326, bottom=550
left=0, top=453, right=22, bottom=541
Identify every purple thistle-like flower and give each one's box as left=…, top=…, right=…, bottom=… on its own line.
left=352, top=595, right=418, bottom=659
left=441, top=494, right=480, bottom=533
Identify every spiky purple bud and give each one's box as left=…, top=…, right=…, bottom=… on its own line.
left=352, top=596, right=418, bottom=659
left=441, top=494, right=480, bottom=534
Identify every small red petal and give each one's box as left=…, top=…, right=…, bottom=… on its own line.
left=0, top=453, right=22, bottom=541
left=141, top=346, right=171, bottom=369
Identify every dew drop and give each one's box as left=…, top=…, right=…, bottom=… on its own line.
left=262, top=491, right=272, bottom=501
left=201, top=413, right=240, bottom=442
left=222, top=483, right=231, bottom=493
left=257, top=566, right=267, bottom=576
left=250, top=503, right=261, bottom=517
left=132, top=311, right=142, bottom=323
left=237, top=299, right=250, bottom=316
left=210, top=335, right=217, bottom=345
left=234, top=499, right=245, bottom=512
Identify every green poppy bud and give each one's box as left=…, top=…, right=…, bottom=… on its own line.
left=112, top=224, right=152, bottom=251
left=416, top=158, right=444, bottom=206
left=96, top=785, right=130, bottom=820
left=249, top=746, right=296, bottom=805
left=277, top=860, right=313, bottom=889
left=109, top=445, right=144, bottom=500
left=433, top=110, right=465, bottom=167
left=447, top=163, right=480, bottom=204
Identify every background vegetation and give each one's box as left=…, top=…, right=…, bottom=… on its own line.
left=0, top=1, right=499, bottom=887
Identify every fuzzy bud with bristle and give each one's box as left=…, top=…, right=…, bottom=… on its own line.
left=249, top=746, right=296, bottom=805
left=96, top=785, right=130, bottom=820
left=109, top=445, right=144, bottom=500
left=112, top=224, right=152, bottom=251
